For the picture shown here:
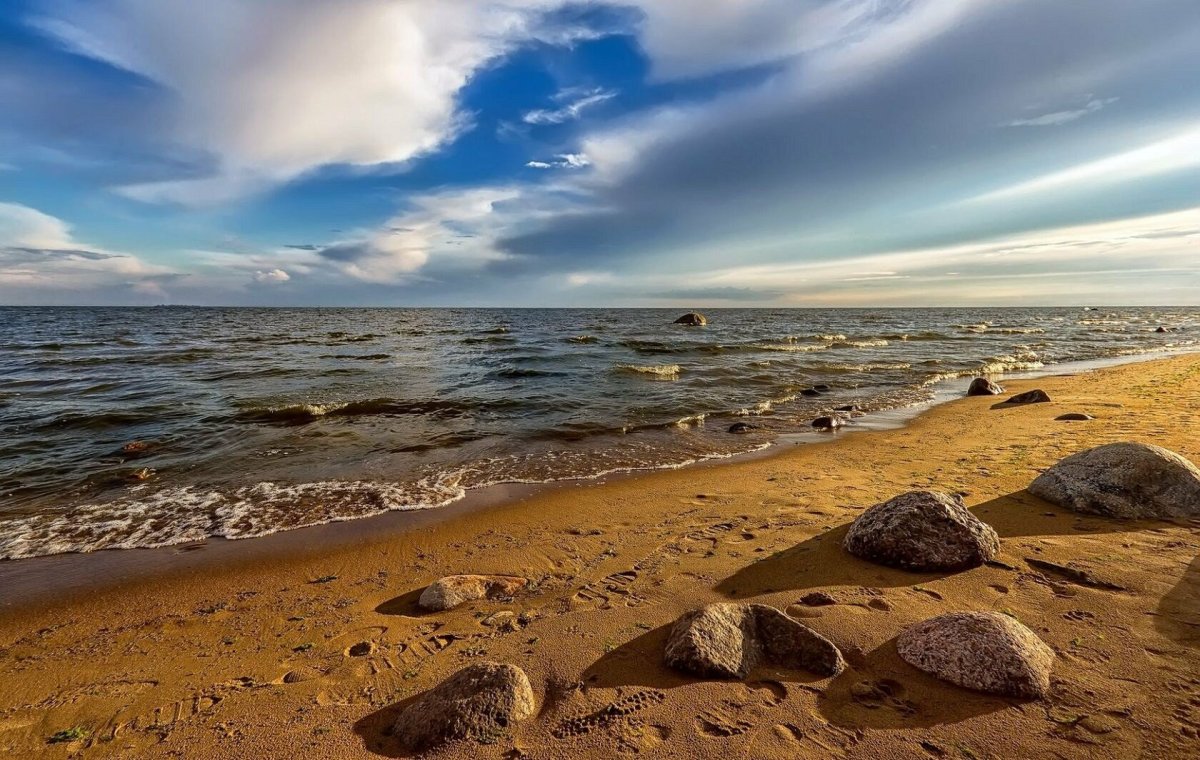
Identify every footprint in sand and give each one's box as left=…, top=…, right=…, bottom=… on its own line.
left=550, top=689, right=666, bottom=739
left=849, top=678, right=918, bottom=717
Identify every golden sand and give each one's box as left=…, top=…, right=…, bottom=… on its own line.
left=2, top=355, right=1198, bottom=759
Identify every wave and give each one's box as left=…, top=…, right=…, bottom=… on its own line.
left=615, top=363, right=681, bottom=378
left=319, top=353, right=390, bottom=360
left=236, top=397, right=501, bottom=424
left=831, top=338, right=890, bottom=348
left=566, top=335, right=598, bottom=344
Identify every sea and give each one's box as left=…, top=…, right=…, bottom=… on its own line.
left=0, top=306, right=1195, bottom=560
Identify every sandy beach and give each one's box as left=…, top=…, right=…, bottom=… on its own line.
left=2, top=354, right=1198, bottom=759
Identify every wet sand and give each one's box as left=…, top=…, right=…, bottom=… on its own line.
left=1, top=354, right=1198, bottom=758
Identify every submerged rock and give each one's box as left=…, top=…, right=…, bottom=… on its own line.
left=801, top=388, right=823, bottom=397
left=674, top=312, right=707, bottom=326
left=1029, top=442, right=1200, bottom=519
left=1055, top=413, right=1095, bottom=421
left=967, top=378, right=1004, bottom=396
left=834, top=404, right=861, bottom=413
left=664, top=602, right=844, bottom=679
left=728, top=422, right=757, bottom=434
left=843, top=491, right=999, bottom=571
left=1005, top=389, right=1051, bottom=404
left=812, top=415, right=843, bottom=430
left=392, top=662, right=535, bottom=749
left=418, top=575, right=528, bottom=611
left=897, top=611, right=1054, bottom=699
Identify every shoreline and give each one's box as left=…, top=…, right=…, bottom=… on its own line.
left=1, top=352, right=1197, bottom=757
left=1, top=346, right=1194, bottom=612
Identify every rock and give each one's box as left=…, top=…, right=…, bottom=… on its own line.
left=896, top=611, right=1054, bottom=699
left=967, top=378, right=1004, bottom=396
left=843, top=490, right=1000, bottom=571
left=347, top=641, right=374, bottom=657
left=812, top=384, right=832, bottom=391
left=728, top=422, right=757, bottom=434
left=867, top=598, right=892, bottom=611
left=118, top=440, right=154, bottom=458
left=481, top=610, right=516, bottom=629
left=1005, top=389, right=1051, bottom=404
left=1055, top=413, right=1094, bottom=421
left=801, top=388, right=823, bottom=397
left=392, top=662, right=535, bottom=749
left=799, top=591, right=837, bottom=606
left=674, top=312, right=707, bottom=326
left=664, top=603, right=844, bottom=679
left=1028, top=442, right=1200, bottom=519
left=1155, top=326, right=1168, bottom=333
left=418, top=575, right=528, bottom=611
left=812, top=415, right=842, bottom=430
left=834, top=404, right=861, bottom=412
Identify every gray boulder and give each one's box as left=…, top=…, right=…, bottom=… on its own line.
left=1005, top=389, right=1051, bottom=404
left=967, top=378, right=1004, bottom=396
left=897, top=612, right=1054, bottom=699
left=664, top=603, right=844, bottom=679
left=392, top=662, right=535, bottom=749
left=1029, top=442, right=1200, bottom=519
left=419, top=575, right=528, bottom=611
left=674, top=312, right=707, bottom=326
left=843, top=491, right=999, bottom=571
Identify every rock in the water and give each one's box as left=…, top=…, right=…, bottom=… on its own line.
left=1155, top=326, right=1168, bottom=333
left=812, top=384, right=832, bottom=391
left=801, top=388, right=823, bottom=397
left=812, top=415, right=842, bottom=430
left=843, top=491, right=999, bottom=571
left=728, top=422, right=756, bottom=434
left=967, top=377, right=1004, bottom=396
left=664, top=603, right=844, bottom=679
left=834, top=404, right=861, bottom=413
left=1028, top=442, right=1200, bottom=519
left=674, top=312, right=707, bottom=326
left=418, top=575, right=528, bottom=611
left=392, top=662, right=535, bottom=749
left=1055, top=413, right=1094, bottom=421
left=1005, top=389, right=1051, bottom=404
left=897, top=611, right=1054, bottom=699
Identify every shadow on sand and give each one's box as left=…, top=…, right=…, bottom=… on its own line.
left=1156, top=553, right=1200, bottom=646
left=373, top=588, right=435, bottom=617
left=352, top=692, right=423, bottom=759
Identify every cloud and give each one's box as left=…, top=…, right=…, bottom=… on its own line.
left=1005, top=97, right=1118, bottom=127
left=31, top=0, right=586, bottom=204
left=526, top=153, right=591, bottom=169
left=253, top=268, right=290, bottom=284
left=523, top=87, right=616, bottom=125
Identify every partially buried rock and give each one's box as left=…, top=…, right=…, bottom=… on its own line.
left=812, top=415, right=842, bottom=431
left=728, top=422, right=756, bottom=434
left=800, top=591, right=837, bottom=607
left=664, top=602, right=844, bottom=679
left=897, top=611, right=1054, bottom=699
left=843, top=490, right=999, bottom=571
left=392, top=662, right=535, bottom=750
left=674, top=312, right=707, bottom=326
left=1028, top=442, right=1200, bottom=519
left=1005, top=389, right=1051, bottom=404
left=1055, top=413, right=1094, bottom=421
left=418, top=575, right=528, bottom=612
left=967, top=377, right=1004, bottom=396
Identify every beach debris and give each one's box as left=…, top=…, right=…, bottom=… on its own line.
left=897, top=611, right=1054, bottom=699
left=967, top=377, right=1004, bottom=396
left=1024, top=557, right=1126, bottom=591
left=1004, top=389, right=1051, bottom=404
left=727, top=422, right=757, bottom=434
left=392, top=662, right=536, bottom=750
left=1029, top=442, right=1200, bottom=519
left=812, top=415, right=843, bottom=430
left=419, top=574, right=528, bottom=611
left=1055, top=413, right=1095, bottom=421
left=673, top=312, right=707, bottom=326
left=843, top=490, right=1000, bottom=571
left=799, top=591, right=837, bottom=606
left=664, top=602, right=845, bottom=679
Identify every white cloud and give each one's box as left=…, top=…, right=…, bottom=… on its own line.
left=526, top=153, right=591, bottom=169
left=565, top=270, right=615, bottom=287
left=35, top=0, right=576, bottom=204
left=1005, top=97, right=1118, bottom=128
left=523, top=88, right=616, bottom=125
left=253, top=268, right=290, bottom=284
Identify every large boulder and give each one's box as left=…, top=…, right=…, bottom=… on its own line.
left=897, top=612, right=1054, bottom=699
left=843, top=491, right=999, bottom=571
left=674, top=312, right=707, bottom=326
left=418, top=575, right=528, bottom=611
left=967, top=378, right=1004, bottom=396
left=664, top=603, right=844, bottom=679
left=392, top=662, right=535, bottom=749
left=1029, top=442, right=1200, bottom=519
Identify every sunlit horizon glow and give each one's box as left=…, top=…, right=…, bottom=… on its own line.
left=1, top=1, right=1198, bottom=306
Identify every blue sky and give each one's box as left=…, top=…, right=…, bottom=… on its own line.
left=1, top=0, right=1199, bottom=306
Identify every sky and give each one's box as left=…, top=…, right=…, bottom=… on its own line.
left=1, top=0, right=1199, bottom=307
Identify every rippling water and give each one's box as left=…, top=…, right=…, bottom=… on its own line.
left=0, top=306, right=1195, bottom=560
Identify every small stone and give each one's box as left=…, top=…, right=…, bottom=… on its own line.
left=799, top=592, right=837, bottom=606
left=1055, top=413, right=1095, bottom=421
left=418, top=575, right=528, bottom=611
left=481, top=610, right=516, bottom=628
left=1005, top=389, right=1051, bottom=404
left=392, top=662, right=536, bottom=749
left=967, top=378, right=1004, bottom=396
left=897, top=611, right=1054, bottom=699
left=812, top=416, right=842, bottom=430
